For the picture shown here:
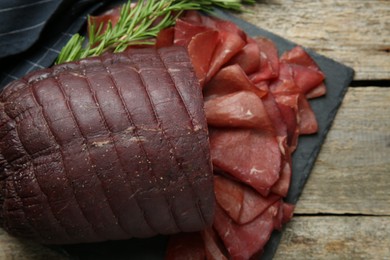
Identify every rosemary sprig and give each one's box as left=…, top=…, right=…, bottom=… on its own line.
left=56, top=0, right=254, bottom=64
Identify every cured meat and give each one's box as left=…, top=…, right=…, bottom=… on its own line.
left=201, top=228, right=228, bottom=260
left=213, top=202, right=281, bottom=260
left=214, top=175, right=280, bottom=225
left=0, top=46, right=215, bottom=244
left=204, top=91, right=273, bottom=129
left=209, top=128, right=281, bottom=196
left=0, top=6, right=327, bottom=259
left=250, top=37, right=280, bottom=83
left=203, top=64, right=267, bottom=101
left=187, top=30, right=220, bottom=87
left=227, top=42, right=261, bottom=75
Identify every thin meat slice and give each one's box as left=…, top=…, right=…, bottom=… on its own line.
left=214, top=175, right=281, bottom=225
left=281, top=45, right=321, bottom=70
left=88, top=6, right=122, bottom=36
left=289, top=63, right=325, bottom=95
left=174, top=18, right=209, bottom=47
left=206, top=31, right=246, bottom=84
left=250, top=37, right=280, bottom=83
left=280, top=46, right=326, bottom=97
left=306, top=82, right=327, bottom=99
left=209, top=128, right=281, bottom=196
left=182, top=10, right=246, bottom=41
left=201, top=228, right=228, bottom=260
left=156, top=27, right=174, bottom=48
left=187, top=30, right=220, bottom=87
left=213, top=202, right=281, bottom=260
left=271, top=157, right=292, bottom=197
left=203, top=64, right=267, bottom=101
left=297, top=95, right=319, bottom=134
left=273, top=93, right=300, bottom=150
left=281, top=203, right=295, bottom=224
left=227, top=42, right=261, bottom=75
left=179, top=11, right=247, bottom=84
left=274, top=93, right=318, bottom=136
left=204, top=91, right=273, bottom=130
left=270, top=61, right=325, bottom=97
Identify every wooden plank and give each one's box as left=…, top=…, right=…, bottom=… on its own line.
left=0, top=228, right=67, bottom=260
left=238, top=0, right=390, bottom=81
left=274, top=216, right=390, bottom=259
left=294, top=87, right=390, bottom=215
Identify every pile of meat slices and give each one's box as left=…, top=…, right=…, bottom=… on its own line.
left=93, top=10, right=326, bottom=260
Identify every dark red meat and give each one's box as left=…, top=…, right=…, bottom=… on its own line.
left=209, top=128, right=281, bottom=196
left=0, top=8, right=327, bottom=259
left=0, top=46, right=215, bottom=244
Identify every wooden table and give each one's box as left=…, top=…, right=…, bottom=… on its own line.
left=0, top=1, right=389, bottom=259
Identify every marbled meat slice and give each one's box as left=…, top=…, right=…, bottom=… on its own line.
left=213, top=202, right=281, bottom=260
left=214, top=175, right=281, bottom=225
left=204, top=91, right=273, bottom=130
left=209, top=128, right=281, bottom=197
left=203, top=64, right=266, bottom=101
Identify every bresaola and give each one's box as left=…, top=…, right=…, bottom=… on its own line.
left=163, top=11, right=326, bottom=259
left=0, top=47, right=214, bottom=244
left=0, top=10, right=326, bottom=260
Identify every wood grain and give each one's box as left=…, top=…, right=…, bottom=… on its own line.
left=238, top=0, right=390, bottom=81
left=274, top=216, right=390, bottom=259
left=0, top=229, right=67, bottom=260
left=295, top=87, right=390, bottom=215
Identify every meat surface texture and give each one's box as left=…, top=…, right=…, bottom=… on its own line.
left=0, top=46, right=215, bottom=244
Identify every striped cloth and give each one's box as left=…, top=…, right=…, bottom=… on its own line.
left=0, top=0, right=124, bottom=88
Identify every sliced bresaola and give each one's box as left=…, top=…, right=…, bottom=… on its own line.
left=272, top=93, right=300, bottom=151
left=213, top=202, right=281, bottom=260
left=176, top=12, right=247, bottom=86
left=274, top=93, right=318, bottom=136
left=205, top=31, right=246, bottom=84
left=250, top=37, right=280, bottom=83
left=227, top=42, right=261, bottom=75
left=204, top=91, right=273, bottom=130
left=306, top=82, right=327, bottom=99
left=281, top=203, right=295, bottom=224
left=88, top=6, right=122, bottom=36
left=174, top=18, right=210, bottom=47
left=297, top=94, right=319, bottom=134
left=201, top=228, right=228, bottom=260
left=272, top=59, right=325, bottom=97
left=209, top=128, right=281, bottom=196
left=261, top=91, right=293, bottom=196
left=280, top=46, right=326, bottom=97
left=271, top=156, right=292, bottom=197
left=214, top=175, right=281, bottom=225
left=187, top=30, right=220, bottom=87
left=203, top=64, right=267, bottom=101
left=156, top=27, right=174, bottom=48
left=288, top=63, right=325, bottom=95
left=181, top=10, right=247, bottom=42
left=280, top=45, right=322, bottom=70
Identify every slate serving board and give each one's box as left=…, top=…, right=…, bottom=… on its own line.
left=0, top=4, right=354, bottom=260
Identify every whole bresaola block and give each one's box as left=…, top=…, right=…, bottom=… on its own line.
left=0, top=46, right=215, bottom=244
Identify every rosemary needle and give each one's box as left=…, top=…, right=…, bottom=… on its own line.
left=56, top=0, right=254, bottom=64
